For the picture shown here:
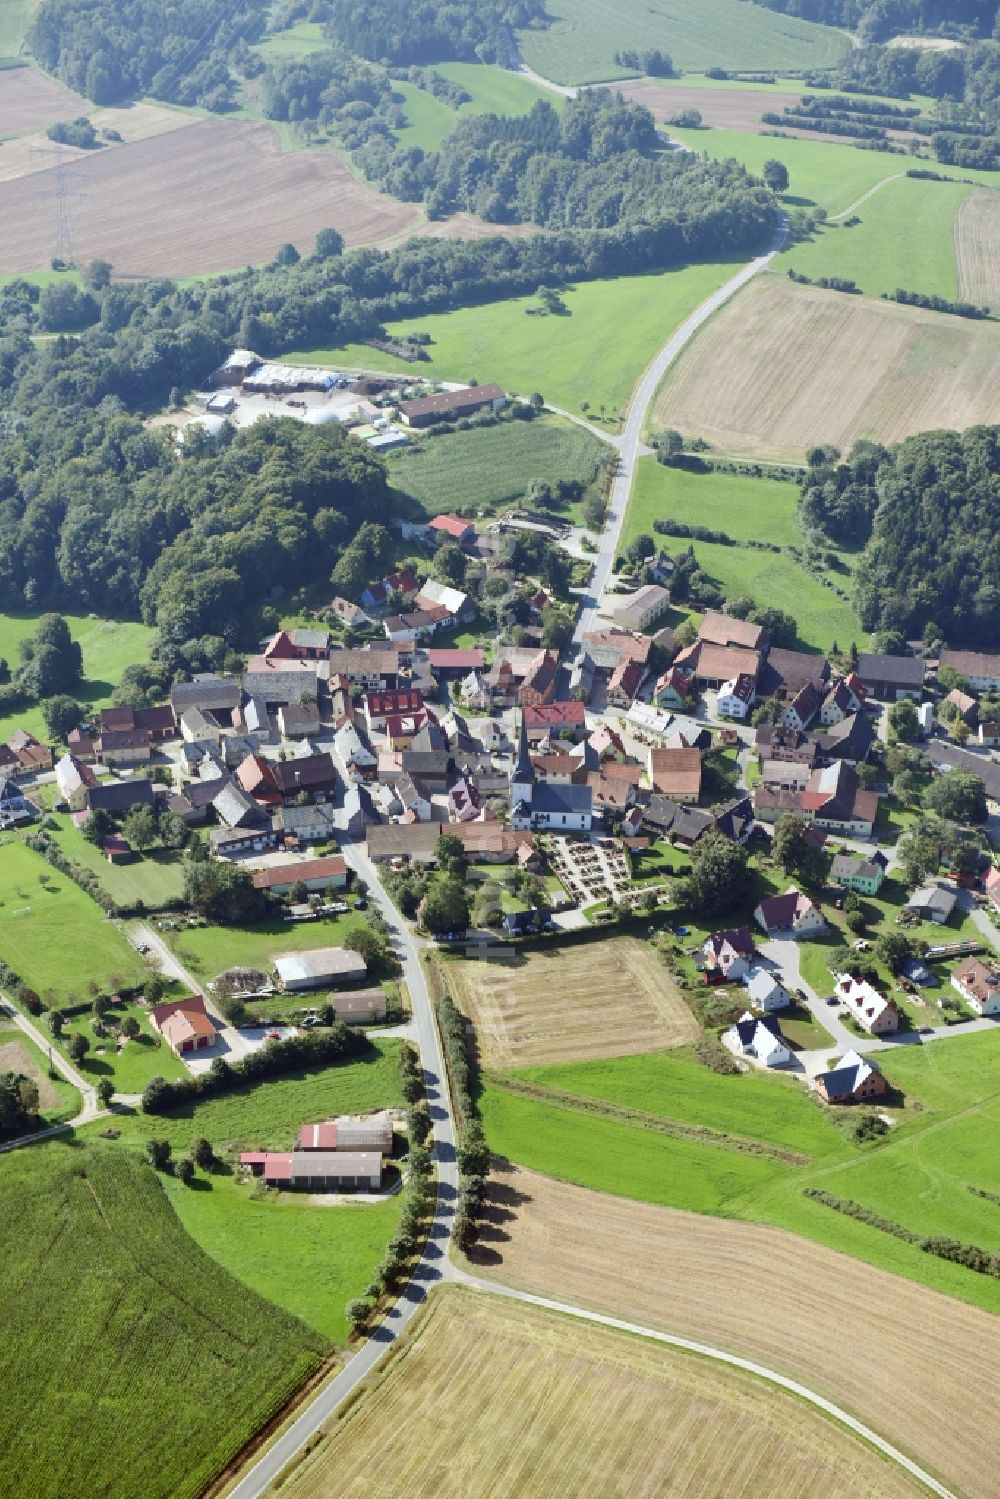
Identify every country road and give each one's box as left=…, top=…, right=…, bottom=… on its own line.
left=128, top=920, right=251, bottom=1058
left=568, top=212, right=788, bottom=656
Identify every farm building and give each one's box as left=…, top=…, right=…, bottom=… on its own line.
left=326, top=988, right=389, bottom=1024
left=274, top=948, right=367, bottom=991
left=55, top=753, right=99, bottom=812
left=239, top=1151, right=382, bottom=1190
left=296, top=1113, right=394, bottom=1153
left=938, top=649, right=1000, bottom=693
left=815, top=1050, right=888, bottom=1104
left=722, top=1012, right=791, bottom=1068
left=856, top=652, right=925, bottom=701
left=398, top=384, right=505, bottom=428
left=427, top=514, right=476, bottom=545
left=698, top=611, right=768, bottom=652
left=151, top=995, right=217, bottom=1055
left=647, top=747, right=702, bottom=803
left=905, top=884, right=958, bottom=924
left=250, top=856, right=348, bottom=896
left=86, top=778, right=155, bottom=816
left=611, top=585, right=671, bottom=633
left=102, top=835, right=132, bottom=864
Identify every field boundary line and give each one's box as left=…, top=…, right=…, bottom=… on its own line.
left=830, top=173, right=904, bottom=220
left=453, top=1268, right=956, bottom=1499
left=485, top=1072, right=814, bottom=1164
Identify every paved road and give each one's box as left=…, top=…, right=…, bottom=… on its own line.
left=226, top=844, right=458, bottom=1499
left=128, top=920, right=251, bottom=1058
left=568, top=214, right=788, bottom=658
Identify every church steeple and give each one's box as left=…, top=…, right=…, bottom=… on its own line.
left=511, top=709, right=534, bottom=809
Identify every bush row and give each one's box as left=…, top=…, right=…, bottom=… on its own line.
left=140, top=1026, right=372, bottom=1114
left=346, top=1140, right=437, bottom=1335
left=881, top=288, right=990, bottom=319
left=787, top=268, right=860, bottom=294
left=435, top=988, right=489, bottom=1252
left=805, top=1188, right=1000, bottom=1277
left=651, top=517, right=783, bottom=553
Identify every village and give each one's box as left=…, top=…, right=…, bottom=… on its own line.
left=3, top=430, right=1000, bottom=1134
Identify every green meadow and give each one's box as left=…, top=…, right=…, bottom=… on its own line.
left=0, top=609, right=155, bottom=744
left=394, top=64, right=561, bottom=151
left=622, top=458, right=863, bottom=651
left=0, top=840, right=145, bottom=1000
left=516, top=0, right=850, bottom=84
left=283, top=260, right=740, bottom=419
left=167, top=908, right=373, bottom=983
left=782, top=175, right=970, bottom=300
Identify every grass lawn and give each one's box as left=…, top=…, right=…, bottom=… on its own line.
left=0, top=1, right=39, bottom=54
left=57, top=997, right=188, bottom=1094
left=164, top=908, right=373, bottom=983
left=512, top=1046, right=845, bottom=1157
left=622, top=459, right=803, bottom=552
left=0, top=610, right=155, bottom=744
left=395, top=63, right=561, bottom=151
left=781, top=175, right=969, bottom=300
left=386, top=413, right=607, bottom=517
left=516, top=0, right=849, bottom=84
left=0, top=839, right=145, bottom=1000
left=48, top=822, right=186, bottom=909
left=281, top=260, right=741, bottom=420
left=0, top=1143, right=328, bottom=1499
left=167, top=1172, right=400, bottom=1341
left=668, top=126, right=1000, bottom=215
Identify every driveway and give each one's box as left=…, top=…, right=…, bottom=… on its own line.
left=127, top=920, right=251, bottom=1059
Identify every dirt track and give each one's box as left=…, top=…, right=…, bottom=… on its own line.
left=474, top=1165, right=1000, bottom=1499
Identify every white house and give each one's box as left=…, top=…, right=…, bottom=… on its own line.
left=722, top=1011, right=792, bottom=1068
left=951, top=957, right=1000, bottom=1017
left=716, top=673, right=756, bottom=720
left=754, top=887, right=826, bottom=939
left=834, top=973, right=900, bottom=1034
left=414, top=578, right=471, bottom=619
left=335, top=721, right=377, bottom=776
left=745, top=967, right=792, bottom=1013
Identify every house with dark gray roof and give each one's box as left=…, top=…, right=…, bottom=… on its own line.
left=856, top=652, right=925, bottom=701
left=170, top=675, right=240, bottom=722
left=86, top=778, right=156, bottom=815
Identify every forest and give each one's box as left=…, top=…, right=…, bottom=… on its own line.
left=801, top=428, right=1000, bottom=646
left=751, top=0, right=997, bottom=40
left=325, top=0, right=546, bottom=65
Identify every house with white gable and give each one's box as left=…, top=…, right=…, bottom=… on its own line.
left=745, top=967, right=792, bottom=1013
left=951, top=957, right=1000, bottom=1017
left=716, top=673, right=756, bottom=721
left=754, top=887, right=827, bottom=939
left=722, top=1011, right=792, bottom=1068
left=834, top=973, right=900, bottom=1034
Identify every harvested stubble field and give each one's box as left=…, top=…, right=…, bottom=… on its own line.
left=618, top=79, right=804, bottom=134
left=276, top=1288, right=919, bottom=1499
left=476, top=1166, right=1000, bottom=1499
left=0, top=118, right=425, bottom=277
left=0, top=100, right=195, bottom=184
left=651, top=274, right=1000, bottom=460
left=0, top=63, right=83, bottom=135
left=446, top=938, right=699, bottom=1069
left=955, top=188, right=1000, bottom=308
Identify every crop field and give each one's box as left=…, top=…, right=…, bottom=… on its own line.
left=516, top=0, right=850, bottom=85
left=284, top=260, right=739, bottom=419
left=782, top=175, right=967, bottom=299
left=48, top=825, right=185, bottom=910
left=955, top=188, right=1000, bottom=308
left=619, top=79, right=805, bottom=134
left=0, top=840, right=145, bottom=1000
left=0, top=1144, right=328, bottom=1499
left=650, top=275, right=1000, bottom=462
left=277, top=1288, right=922, bottom=1499
left=0, top=610, right=154, bottom=744
left=386, top=414, right=607, bottom=516
left=479, top=1165, right=1000, bottom=1499
left=446, top=938, right=699, bottom=1069
left=0, top=99, right=197, bottom=184
left=0, top=119, right=426, bottom=277
left=621, top=461, right=802, bottom=551
left=167, top=908, right=372, bottom=982
left=0, top=63, right=84, bottom=134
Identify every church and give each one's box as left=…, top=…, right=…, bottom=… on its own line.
left=509, top=713, right=593, bottom=832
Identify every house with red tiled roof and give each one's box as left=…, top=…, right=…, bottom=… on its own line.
left=151, top=995, right=217, bottom=1055
left=427, top=513, right=476, bottom=544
